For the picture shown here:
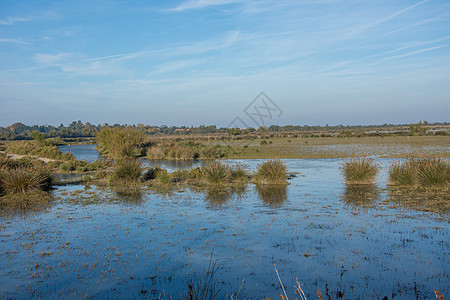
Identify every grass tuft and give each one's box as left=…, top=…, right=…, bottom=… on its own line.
left=255, top=159, right=288, bottom=185
left=111, top=158, right=143, bottom=182
left=388, top=158, right=449, bottom=188
left=389, top=160, right=417, bottom=186
left=202, top=160, right=231, bottom=184
left=0, top=166, right=52, bottom=194
left=341, top=156, right=378, bottom=185
left=417, top=158, right=449, bottom=188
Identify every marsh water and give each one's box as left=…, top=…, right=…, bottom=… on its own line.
left=1, top=146, right=449, bottom=299
left=59, top=144, right=102, bottom=162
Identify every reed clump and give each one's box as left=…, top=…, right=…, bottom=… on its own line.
left=388, top=160, right=417, bottom=186
left=0, top=156, right=53, bottom=208
left=255, top=159, right=288, bottom=185
left=202, top=160, right=231, bottom=184
left=341, top=156, right=378, bottom=185
left=389, top=158, right=449, bottom=188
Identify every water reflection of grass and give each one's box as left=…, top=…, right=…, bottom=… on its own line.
left=255, top=184, right=288, bottom=207
left=388, top=187, right=450, bottom=215
left=341, top=184, right=379, bottom=209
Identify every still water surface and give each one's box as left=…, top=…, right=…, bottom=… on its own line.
left=0, top=146, right=448, bottom=299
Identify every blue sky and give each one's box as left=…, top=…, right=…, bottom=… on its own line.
left=1, top=0, right=449, bottom=127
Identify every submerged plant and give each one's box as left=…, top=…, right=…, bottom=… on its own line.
left=255, top=159, right=288, bottom=185
left=341, top=156, right=378, bottom=185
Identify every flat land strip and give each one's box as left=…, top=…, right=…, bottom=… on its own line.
left=211, top=136, right=450, bottom=159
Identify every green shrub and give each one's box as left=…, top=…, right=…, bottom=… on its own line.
left=111, top=158, right=143, bottom=182
left=202, top=160, right=230, bottom=184
left=155, top=169, right=172, bottom=185
left=255, top=159, right=288, bottom=185
left=341, top=157, right=378, bottom=185
left=97, top=127, right=145, bottom=159
left=202, top=147, right=218, bottom=159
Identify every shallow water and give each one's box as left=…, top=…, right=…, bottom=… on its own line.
left=59, top=144, right=102, bottom=162
left=1, top=158, right=448, bottom=299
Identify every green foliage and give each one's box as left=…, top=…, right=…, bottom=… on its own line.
left=202, top=160, right=231, bottom=184
left=409, top=121, right=426, bottom=136
left=6, top=141, right=74, bottom=161
left=97, top=127, right=145, bottom=158
left=255, top=159, right=288, bottom=185
left=31, top=130, right=45, bottom=142
left=341, top=157, right=379, bottom=185
left=155, top=169, right=172, bottom=185
left=111, top=158, right=143, bottom=182
left=228, top=128, right=242, bottom=135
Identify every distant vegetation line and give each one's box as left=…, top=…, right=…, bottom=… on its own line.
left=0, top=120, right=449, bottom=140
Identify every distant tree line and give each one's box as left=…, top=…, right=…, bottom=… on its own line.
left=0, top=120, right=448, bottom=140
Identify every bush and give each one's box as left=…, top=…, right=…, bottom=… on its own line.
left=341, top=157, right=378, bottom=185
left=97, top=127, right=145, bottom=158
left=255, top=159, right=288, bottom=185
left=155, top=169, right=172, bottom=185
left=111, top=158, right=143, bottom=182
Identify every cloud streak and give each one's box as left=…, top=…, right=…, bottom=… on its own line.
left=0, top=38, right=27, bottom=44
left=168, top=0, right=243, bottom=12
left=0, top=16, right=34, bottom=25
left=344, top=0, right=431, bottom=39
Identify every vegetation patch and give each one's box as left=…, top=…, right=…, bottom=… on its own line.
left=255, top=159, right=288, bottom=185
left=341, top=157, right=379, bottom=185
left=389, top=158, right=449, bottom=188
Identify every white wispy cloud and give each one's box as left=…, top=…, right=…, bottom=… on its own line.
left=147, top=59, right=205, bottom=76
left=344, top=0, right=431, bottom=39
left=0, top=38, right=27, bottom=44
left=168, top=0, right=243, bottom=12
left=0, top=16, right=34, bottom=25
left=166, top=31, right=249, bottom=56
left=374, top=44, right=448, bottom=64
left=34, top=53, right=74, bottom=64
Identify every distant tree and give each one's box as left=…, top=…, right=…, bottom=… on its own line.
left=31, top=130, right=45, bottom=142
left=228, top=128, right=242, bottom=135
